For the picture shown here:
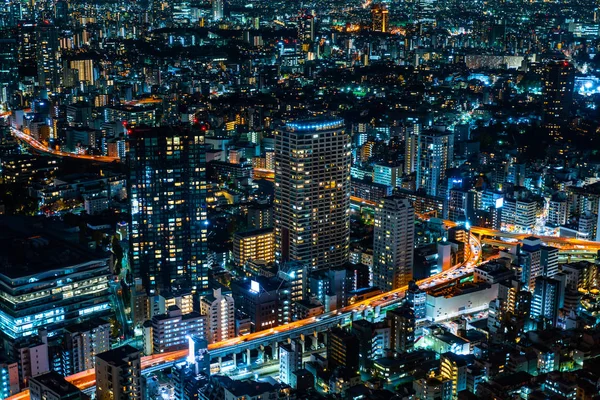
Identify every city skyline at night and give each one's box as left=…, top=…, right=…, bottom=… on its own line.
left=0, top=0, right=600, bottom=399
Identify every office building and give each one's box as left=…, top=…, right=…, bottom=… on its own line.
left=371, top=3, right=389, bottom=32
left=542, top=60, right=575, bottom=140
left=415, top=129, right=454, bottom=197
left=128, top=126, right=208, bottom=295
left=0, top=218, right=111, bottom=352
left=95, top=345, right=141, bottom=400
left=274, top=118, right=351, bottom=270
left=231, top=276, right=291, bottom=332
left=373, top=196, right=415, bottom=291
left=29, top=371, right=87, bottom=400
left=279, top=339, right=303, bottom=388
left=144, top=306, right=206, bottom=354
left=0, top=39, right=18, bottom=105
left=200, top=288, right=235, bottom=344
left=233, top=228, right=275, bottom=266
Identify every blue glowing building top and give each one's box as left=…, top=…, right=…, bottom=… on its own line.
left=284, top=118, right=345, bottom=132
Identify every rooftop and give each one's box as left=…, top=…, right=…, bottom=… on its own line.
left=30, top=371, right=82, bottom=396
left=0, top=216, right=109, bottom=280
left=96, top=345, right=139, bottom=366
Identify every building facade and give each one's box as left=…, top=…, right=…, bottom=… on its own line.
left=274, top=118, right=351, bottom=270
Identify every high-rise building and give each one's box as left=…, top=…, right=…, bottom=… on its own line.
left=542, top=60, right=575, bottom=141
left=531, top=276, right=564, bottom=328
left=35, top=23, right=60, bottom=90
left=200, top=288, right=235, bottom=344
left=128, top=126, right=208, bottom=295
left=297, top=14, right=315, bottom=43
left=373, top=196, right=415, bottom=291
left=0, top=39, right=18, bottom=105
left=371, top=4, right=389, bottom=33
left=212, top=0, right=223, bottom=21
left=520, top=237, right=559, bottom=292
left=279, top=339, right=302, bottom=387
left=95, top=345, right=141, bottom=400
left=274, top=118, right=351, bottom=270
left=415, top=129, right=454, bottom=197
left=404, top=123, right=421, bottom=175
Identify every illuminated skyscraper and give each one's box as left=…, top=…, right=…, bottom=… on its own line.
left=542, top=60, right=575, bottom=141
left=371, top=3, right=389, bottom=33
left=212, top=0, right=223, bottom=21
left=373, top=196, right=415, bottom=291
left=35, top=22, right=60, bottom=90
left=128, top=126, right=208, bottom=295
left=274, top=118, right=351, bottom=270
left=415, top=128, right=454, bottom=197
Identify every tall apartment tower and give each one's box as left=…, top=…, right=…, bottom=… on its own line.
left=416, top=128, right=454, bottom=197
left=95, top=345, right=141, bottom=400
left=128, top=126, right=208, bottom=295
left=404, top=123, right=421, bottom=175
left=200, top=288, right=235, bottom=344
left=542, top=60, right=575, bottom=141
left=274, top=118, right=351, bottom=270
left=373, top=196, right=415, bottom=291
left=35, top=22, right=60, bottom=90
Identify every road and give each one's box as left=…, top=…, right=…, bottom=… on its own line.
left=8, top=210, right=600, bottom=400
left=10, top=127, right=120, bottom=163
left=7, top=233, right=481, bottom=400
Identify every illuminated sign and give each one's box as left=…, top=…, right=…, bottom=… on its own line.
left=495, top=198, right=504, bottom=209
left=250, top=280, right=260, bottom=293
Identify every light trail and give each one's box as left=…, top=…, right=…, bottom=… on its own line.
left=7, top=234, right=481, bottom=400
left=10, top=127, right=120, bottom=163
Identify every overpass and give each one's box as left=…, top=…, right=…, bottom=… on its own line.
left=7, top=233, right=482, bottom=400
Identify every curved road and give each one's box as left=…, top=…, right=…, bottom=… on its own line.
left=7, top=234, right=481, bottom=400
left=11, top=127, right=120, bottom=163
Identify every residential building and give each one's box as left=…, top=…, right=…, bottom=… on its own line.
left=200, top=288, right=235, bottom=344
left=95, top=345, right=141, bottom=400
left=274, top=118, right=351, bottom=270
left=373, top=196, right=415, bottom=291
left=128, top=126, right=208, bottom=295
